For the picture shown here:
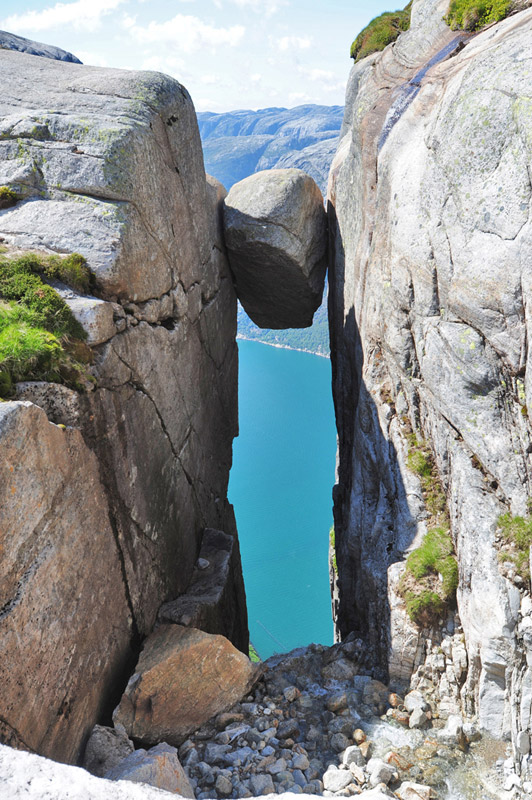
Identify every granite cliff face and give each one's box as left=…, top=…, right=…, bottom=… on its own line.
left=328, top=0, right=532, bottom=783
left=0, top=50, right=247, bottom=763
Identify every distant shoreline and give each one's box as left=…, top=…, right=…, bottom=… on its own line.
left=236, top=334, right=330, bottom=360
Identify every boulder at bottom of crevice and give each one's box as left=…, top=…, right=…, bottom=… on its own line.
left=105, top=743, right=195, bottom=796
left=223, top=168, right=327, bottom=329
left=113, top=625, right=261, bottom=747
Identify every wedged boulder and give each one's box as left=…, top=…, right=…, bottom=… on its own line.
left=223, top=168, right=327, bottom=329
left=114, top=625, right=261, bottom=746
left=104, top=743, right=195, bottom=796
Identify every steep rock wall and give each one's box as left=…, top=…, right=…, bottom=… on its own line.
left=0, top=51, right=247, bottom=762
left=329, top=0, right=532, bottom=775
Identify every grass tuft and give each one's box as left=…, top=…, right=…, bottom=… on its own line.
left=497, top=511, right=532, bottom=580
left=445, top=0, right=511, bottom=30
left=0, top=252, right=94, bottom=397
left=350, top=2, right=412, bottom=62
left=399, top=525, right=458, bottom=627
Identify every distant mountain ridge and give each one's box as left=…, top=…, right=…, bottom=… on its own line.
left=197, top=104, right=343, bottom=195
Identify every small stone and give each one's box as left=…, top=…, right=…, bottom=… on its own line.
left=409, top=708, right=429, bottom=729
left=293, top=769, right=307, bottom=787
left=367, top=757, right=397, bottom=787
left=404, top=691, right=430, bottom=713
left=342, top=746, right=365, bottom=768
left=277, top=719, right=300, bottom=740
left=327, top=693, right=348, bottom=713
left=353, top=729, right=366, bottom=745
left=349, top=764, right=365, bottom=785
left=215, top=774, right=233, bottom=796
left=249, top=773, right=275, bottom=795
left=274, top=771, right=294, bottom=785
left=292, top=753, right=310, bottom=770
left=267, top=758, right=287, bottom=775
left=83, top=724, right=134, bottom=777
left=323, top=767, right=353, bottom=792
left=330, top=733, right=350, bottom=753
left=283, top=686, right=300, bottom=702
left=396, top=782, right=434, bottom=800
left=358, top=741, right=372, bottom=759
left=204, top=743, right=231, bottom=765
left=388, top=693, right=403, bottom=708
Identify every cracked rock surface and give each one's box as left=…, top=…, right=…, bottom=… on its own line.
left=328, top=0, right=532, bottom=786
left=0, top=51, right=247, bottom=763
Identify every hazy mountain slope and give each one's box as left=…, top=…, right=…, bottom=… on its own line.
left=197, top=104, right=342, bottom=195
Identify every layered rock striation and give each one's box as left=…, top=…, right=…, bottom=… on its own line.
left=0, top=50, right=247, bottom=763
left=328, top=0, right=532, bottom=783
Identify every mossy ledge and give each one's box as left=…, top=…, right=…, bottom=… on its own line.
left=400, top=430, right=458, bottom=626
left=445, top=0, right=511, bottom=31
left=399, top=526, right=459, bottom=626
left=0, top=251, right=94, bottom=398
left=350, top=2, right=413, bottom=62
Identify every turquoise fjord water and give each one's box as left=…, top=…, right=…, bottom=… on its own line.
left=229, top=340, right=337, bottom=659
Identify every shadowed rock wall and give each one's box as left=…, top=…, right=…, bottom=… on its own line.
left=329, top=0, right=532, bottom=777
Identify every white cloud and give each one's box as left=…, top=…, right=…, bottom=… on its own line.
left=75, top=49, right=109, bottom=66
left=229, top=0, right=286, bottom=16
left=1, top=0, right=125, bottom=32
left=126, top=14, right=245, bottom=53
left=306, top=68, right=335, bottom=82
left=277, top=35, right=312, bottom=51
left=250, top=73, right=261, bottom=83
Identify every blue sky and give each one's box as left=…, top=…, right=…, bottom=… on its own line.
left=0, top=0, right=399, bottom=112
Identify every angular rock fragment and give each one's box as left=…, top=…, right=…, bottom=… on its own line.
left=83, top=724, right=134, bottom=778
left=158, top=528, right=247, bottom=651
left=114, top=625, right=260, bottom=747
left=105, top=742, right=195, bottom=796
left=223, top=168, right=327, bottom=329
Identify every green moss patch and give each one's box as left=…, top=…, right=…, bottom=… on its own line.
left=351, top=2, right=413, bottom=62
left=445, top=0, right=511, bottom=30
left=407, top=435, right=448, bottom=520
left=330, top=526, right=338, bottom=576
left=0, top=252, right=94, bottom=397
left=0, top=186, right=18, bottom=210
left=497, top=511, right=532, bottom=580
left=399, top=526, right=458, bottom=626
left=249, top=643, right=261, bottom=663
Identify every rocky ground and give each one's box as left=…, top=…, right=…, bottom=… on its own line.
left=168, top=639, right=508, bottom=800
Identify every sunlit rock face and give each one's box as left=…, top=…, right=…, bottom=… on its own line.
left=328, top=0, right=532, bottom=776
left=0, top=50, right=247, bottom=762
left=223, top=168, right=327, bottom=329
